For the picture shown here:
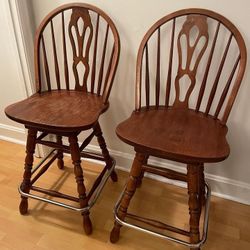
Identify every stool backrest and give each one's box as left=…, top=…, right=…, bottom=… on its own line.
left=135, top=9, right=246, bottom=124
left=34, top=3, right=120, bottom=104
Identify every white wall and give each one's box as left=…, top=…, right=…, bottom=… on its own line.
left=0, top=0, right=30, bottom=143
left=1, top=0, right=250, bottom=204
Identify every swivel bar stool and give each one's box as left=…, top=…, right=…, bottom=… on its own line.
left=110, top=8, right=246, bottom=249
left=5, top=3, right=120, bottom=235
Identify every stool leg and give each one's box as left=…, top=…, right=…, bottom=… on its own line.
left=197, top=164, right=205, bottom=226
left=56, top=135, right=64, bottom=169
left=19, top=129, right=37, bottom=215
left=95, top=122, right=117, bottom=182
left=69, top=135, right=92, bottom=235
left=110, top=152, right=145, bottom=243
left=199, top=164, right=206, bottom=207
left=187, top=164, right=201, bottom=250
left=136, top=155, right=149, bottom=187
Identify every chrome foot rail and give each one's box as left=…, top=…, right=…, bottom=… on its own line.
left=113, top=182, right=211, bottom=249
left=18, top=150, right=116, bottom=213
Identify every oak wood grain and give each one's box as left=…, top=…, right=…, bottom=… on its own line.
left=5, top=90, right=108, bottom=132
left=116, top=108, right=229, bottom=164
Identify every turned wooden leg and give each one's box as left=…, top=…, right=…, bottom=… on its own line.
left=187, top=164, right=201, bottom=250
left=19, top=129, right=37, bottom=215
left=110, top=152, right=145, bottom=243
left=136, top=155, right=149, bottom=187
left=69, top=135, right=92, bottom=235
left=56, top=135, right=64, bottom=169
left=196, top=164, right=205, bottom=226
left=199, top=164, right=206, bottom=207
left=95, top=122, right=117, bottom=182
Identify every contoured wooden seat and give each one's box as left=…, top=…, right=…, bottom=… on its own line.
left=111, top=8, right=246, bottom=250
left=117, top=108, right=229, bottom=163
left=6, top=91, right=108, bottom=132
left=5, top=3, right=120, bottom=235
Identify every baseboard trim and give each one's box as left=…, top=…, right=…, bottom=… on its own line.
left=0, top=123, right=26, bottom=145
left=0, top=123, right=25, bottom=133
left=0, top=135, right=25, bottom=145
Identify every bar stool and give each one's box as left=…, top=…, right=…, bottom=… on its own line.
left=110, top=8, right=246, bottom=249
left=5, top=3, right=120, bottom=235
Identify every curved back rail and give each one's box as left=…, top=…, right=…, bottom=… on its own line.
left=135, top=9, right=246, bottom=124
left=35, top=3, right=120, bottom=104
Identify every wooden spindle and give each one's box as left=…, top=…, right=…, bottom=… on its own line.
left=165, top=18, right=175, bottom=107
left=214, top=55, right=240, bottom=119
left=196, top=22, right=220, bottom=112
left=97, top=24, right=109, bottom=95
left=41, top=35, right=51, bottom=91
left=155, top=28, right=161, bottom=107
left=62, top=12, right=69, bottom=90
left=91, top=14, right=100, bottom=93
left=205, top=32, right=233, bottom=115
left=90, top=14, right=100, bottom=94
left=36, top=40, right=42, bottom=93
left=103, top=44, right=115, bottom=94
left=145, top=44, right=150, bottom=108
left=51, top=20, right=61, bottom=90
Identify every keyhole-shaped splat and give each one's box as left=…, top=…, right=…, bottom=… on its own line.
left=69, top=8, right=93, bottom=91
left=77, top=18, right=84, bottom=35
left=179, top=74, right=192, bottom=102
left=75, top=61, right=86, bottom=90
left=189, top=25, right=199, bottom=47
left=174, top=15, right=208, bottom=108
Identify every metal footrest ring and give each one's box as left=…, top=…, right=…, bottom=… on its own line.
left=113, top=182, right=211, bottom=249
left=18, top=150, right=116, bottom=213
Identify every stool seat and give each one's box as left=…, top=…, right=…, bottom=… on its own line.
left=116, top=108, right=229, bottom=163
left=5, top=90, right=108, bottom=132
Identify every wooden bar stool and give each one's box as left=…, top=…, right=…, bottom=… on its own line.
left=5, top=3, right=120, bottom=235
left=110, top=8, right=246, bottom=249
